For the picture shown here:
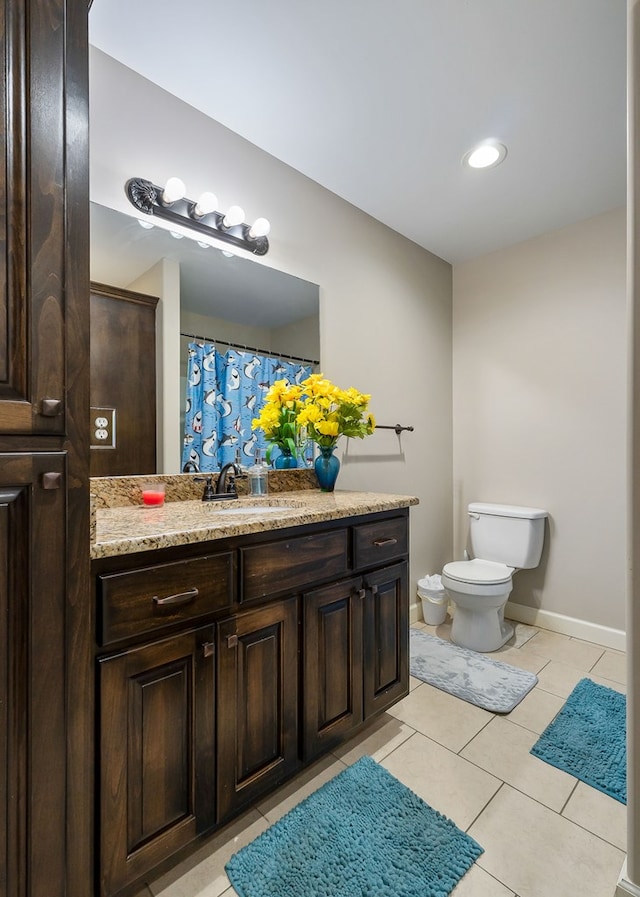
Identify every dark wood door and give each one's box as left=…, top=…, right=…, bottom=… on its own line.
left=216, top=598, right=298, bottom=823
left=98, top=627, right=215, bottom=897
left=90, top=283, right=158, bottom=476
left=0, top=1, right=90, bottom=894
left=302, top=576, right=364, bottom=761
left=362, top=562, right=409, bottom=719
left=0, top=454, right=67, bottom=897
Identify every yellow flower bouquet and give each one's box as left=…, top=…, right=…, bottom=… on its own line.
left=295, top=373, right=375, bottom=448
left=252, top=373, right=375, bottom=486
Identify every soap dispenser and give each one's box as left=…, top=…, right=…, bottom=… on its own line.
left=248, top=451, right=269, bottom=496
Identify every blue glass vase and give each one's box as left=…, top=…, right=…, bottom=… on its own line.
left=314, top=444, right=340, bottom=492
left=274, top=446, right=298, bottom=469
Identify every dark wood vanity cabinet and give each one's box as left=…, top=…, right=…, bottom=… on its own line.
left=94, top=510, right=409, bottom=897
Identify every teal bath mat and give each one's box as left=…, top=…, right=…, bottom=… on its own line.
left=531, top=677, right=626, bottom=803
left=410, top=629, right=538, bottom=713
left=226, top=756, right=483, bottom=897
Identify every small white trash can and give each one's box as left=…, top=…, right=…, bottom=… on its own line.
left=417, top=574, right=448, bottom=626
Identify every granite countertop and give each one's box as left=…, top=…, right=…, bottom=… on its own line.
left=91, top=490, right=419, bottom=560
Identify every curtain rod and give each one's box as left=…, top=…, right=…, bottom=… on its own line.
left=180, top=331, right=319, bottom=367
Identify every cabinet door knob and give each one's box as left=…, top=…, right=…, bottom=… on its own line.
left=39, top=398, right=63, bottom=417
left=357, top=588, right=366, bottom=600
left=41, top=472, right=62, bottom=490
left=226, top=634, right=238, bottom=648
left=203, top=642, right=215, bottom=658
left=370, top=585, right=379, bottom=597
left=153, top=587, right=199, bottom=608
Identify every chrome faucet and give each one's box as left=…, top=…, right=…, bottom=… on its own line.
left=216, top=462, right=241, bottom=496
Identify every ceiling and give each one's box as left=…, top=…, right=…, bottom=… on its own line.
left=88, top=0, right=627, bottom=265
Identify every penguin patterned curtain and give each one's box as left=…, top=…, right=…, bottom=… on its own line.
left=181, top=342, right=313, bottom=472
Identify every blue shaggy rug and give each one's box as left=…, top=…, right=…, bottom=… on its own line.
left=410, top=629, right=538, bottom=713
left=226, top=756, right=483, bottom=897
left=531, top=678, right=626, bottom=803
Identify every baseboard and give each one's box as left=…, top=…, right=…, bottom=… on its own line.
left=615, top=860, right=640, bottom=897
left=505, top=601, right=626, bottom=652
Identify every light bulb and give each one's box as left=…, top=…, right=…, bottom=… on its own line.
left=197, top=241, right=211, bottom=249
left=162, top=177, right=186, bottom=204
left=221, top=250, right=235, bottom=258
left=138, top=219, right=154, bottom=229
left=170, top=231, right=184, bottom=239
left=248, top=217, right=271, bottom=239
left=222, top=205, right=245, bottom=228
left=193, top=191, right=218, bottom=217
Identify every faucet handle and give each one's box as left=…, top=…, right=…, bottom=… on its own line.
left=194, top=475, right=216, bottom=501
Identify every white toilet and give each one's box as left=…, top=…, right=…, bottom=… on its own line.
left=442, top=502, right=548, bottom=653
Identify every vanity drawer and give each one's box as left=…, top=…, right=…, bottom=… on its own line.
left=241, top=529, right=349, bottom=602
left=98, top=552, right=234, bottom=645
left=353, top=517, right=408, bottom=569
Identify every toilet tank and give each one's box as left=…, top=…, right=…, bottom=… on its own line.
left=468, top=502, right=547, bottom=568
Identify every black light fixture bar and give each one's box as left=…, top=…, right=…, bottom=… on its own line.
left=125, top=177, right=270, bottom=256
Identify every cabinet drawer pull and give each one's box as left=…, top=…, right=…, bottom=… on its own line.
left=357, top=588, right=366, bottom=600
left=373, top=538, right=398, bottom=548
left=370, top=585, right=379, bottom=597
left=227, top=634, right=238, bottom=648
left=203, top=642, right=215, bottom=658
left=153, top=587, right=199, bottom=608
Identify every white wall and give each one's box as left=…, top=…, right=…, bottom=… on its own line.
left=89, top=48, right=454, bottom=609
left=128, top=258, right=181, bottom=474
left=453, top=208, right=627, bottom=636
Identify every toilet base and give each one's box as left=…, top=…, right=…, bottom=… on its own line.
left=450, top=605, right=514, bottom=653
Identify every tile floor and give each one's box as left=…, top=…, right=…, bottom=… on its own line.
left=136, top=617, right=627, bottom=897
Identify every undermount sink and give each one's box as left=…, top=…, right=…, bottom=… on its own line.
left=204, top=498, right=303, bottom=515
left=214, top=505, right=298, bottom=515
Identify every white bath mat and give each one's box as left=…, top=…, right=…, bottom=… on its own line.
left=410, top=629, right=538, bottom=713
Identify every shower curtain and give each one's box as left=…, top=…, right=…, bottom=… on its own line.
left=181, top=343, right=313, bottom=472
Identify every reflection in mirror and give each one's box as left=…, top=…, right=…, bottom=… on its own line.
left=89, top=202, right=320, bottom=474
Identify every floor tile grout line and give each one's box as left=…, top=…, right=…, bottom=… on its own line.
left=558, top=777, right=580, bottom=815
left=465, top=779, right=506, bottom=832
left=455, top=710, right=499, bottom=755
left=559, top=796, right=628, bottom=853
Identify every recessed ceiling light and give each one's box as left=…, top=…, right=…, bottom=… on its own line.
left=462, top=140, right=508, bottom=170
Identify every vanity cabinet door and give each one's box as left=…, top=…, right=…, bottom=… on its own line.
left=302, top=576, right=364, bottom=761
left=362, top=562, right=409, bottom=719
left=302, top=562, right=409, bottom=760
left=0, top=454, right=66, bottom=897
left=216, top=597, right=298, bottom=823
left=98, top=627, right=216, bottom=897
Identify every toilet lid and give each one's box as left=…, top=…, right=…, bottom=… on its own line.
left=443, top=558, right=513, bottom=585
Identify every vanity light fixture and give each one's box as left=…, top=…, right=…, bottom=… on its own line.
left=462, top=139, right=508, bottom=170
left=125, top=176, right=271, bottom=256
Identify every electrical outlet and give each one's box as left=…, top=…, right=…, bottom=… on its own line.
left=90, top=407, right=116, bottom=449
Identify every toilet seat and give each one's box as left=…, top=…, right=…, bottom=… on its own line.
left=442, top=558, right=513, bottom=585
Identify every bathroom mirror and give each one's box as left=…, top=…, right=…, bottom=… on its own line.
left=89, top=202, right=320, bottom=473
